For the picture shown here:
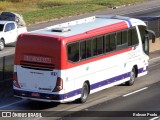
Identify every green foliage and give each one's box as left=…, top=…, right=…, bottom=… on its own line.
left=0, top=0, right=144, bottom=24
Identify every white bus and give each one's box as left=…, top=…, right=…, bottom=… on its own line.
left=13, top=15, right=155, bottom=103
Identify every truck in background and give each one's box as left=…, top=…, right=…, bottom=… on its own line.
left=0, top=12, right=27, bottom=51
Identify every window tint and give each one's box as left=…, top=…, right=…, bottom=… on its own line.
left=105, top=35, right=110, bottom=52
left=93, top=38, right=97, bottom=56
left=139, top=26, right=149, bottom=55
left=128, top=28, right=139, bottom=46
left=5, top=24, right=10, bottom=32
left=86, top=40, right=92, bottom=58
left=132, top=28, right=139, bottom=45
left=92, top=36, right=104, bottom=56
left=68, top=42, right=79, bottom=62
left=138, top=26, right=146, bottom=42
left=4, top=23, right=15, bottom=32
left=110, top=33, right=116, bottom=51
left=97, top=36, right=103, bottom=55
left=117, top=32, right=122, bottom=45
left=80, top=41, right=86, bottom=59
left=67, top=28, right=138, bottom=62
left=10, top=23, right=15, bottom=30
left=128, top=29, right=132, bottom=46
left=122, top=31, right=127, bottom=44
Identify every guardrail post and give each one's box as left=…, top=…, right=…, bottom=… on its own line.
left=2, top=56, right=5, bottom=80
left=158, top=19, right=160, bottom=37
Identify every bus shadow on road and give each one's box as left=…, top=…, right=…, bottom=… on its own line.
left=23, top=100, right=61, bottom=110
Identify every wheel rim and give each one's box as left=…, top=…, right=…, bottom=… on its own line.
left=130, top=69, right=135, bottom=83
left=81, top=84, right=88, bottom=101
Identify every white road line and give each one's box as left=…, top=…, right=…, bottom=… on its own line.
left=0, top=99, right=25, bottom=109
left=123, top=87, right=148, bottom=97
left=150, top=117, right=159, bottom=120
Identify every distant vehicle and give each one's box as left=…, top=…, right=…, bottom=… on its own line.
left=13, top=15, right=155, bottom=103
left=0, top=12, right=27, bottom=51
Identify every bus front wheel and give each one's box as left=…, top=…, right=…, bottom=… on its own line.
left=79, top=82, right=89, bottom=103
left=126, top=67, right=136, bottom=86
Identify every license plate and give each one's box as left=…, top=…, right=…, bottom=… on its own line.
left=31, top=93, right=40, bottom=97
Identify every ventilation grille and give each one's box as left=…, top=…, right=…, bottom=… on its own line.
left=20, top=61, right=55, bottom=70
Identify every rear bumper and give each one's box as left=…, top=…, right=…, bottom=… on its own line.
left=13, top=89, right=64, bottom=102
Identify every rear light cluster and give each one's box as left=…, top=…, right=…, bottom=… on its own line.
left=13, top=72, right=20, bottom=88
left=53, top=77, right=63, bottom=92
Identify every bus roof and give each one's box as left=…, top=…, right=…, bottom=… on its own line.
left=28, top=15, right=146, bottom=40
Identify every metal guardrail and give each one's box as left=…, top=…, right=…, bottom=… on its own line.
left=0, top=17, right=160, bottom=81
left=138, top=16, right=160, bottom=38
left=0, top=54, right=14, bottom=81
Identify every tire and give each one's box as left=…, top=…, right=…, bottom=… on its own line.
left=0, top=40, right=4, bottom=51
left=79, top=82, right=89, bottom=103
left=126, top=67, right=136, bottom=86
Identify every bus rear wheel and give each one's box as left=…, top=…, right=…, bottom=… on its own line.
left=79, top=82, right=89, bottom=103
left=126, top=67, right=136, bottom=86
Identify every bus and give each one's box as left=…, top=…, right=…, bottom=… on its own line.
left=13, top=15, right=155, bottom=103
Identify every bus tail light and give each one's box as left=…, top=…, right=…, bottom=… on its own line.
left=53, top=77, right=63, bottom=92
left=13, top=72, right=20, bottom=88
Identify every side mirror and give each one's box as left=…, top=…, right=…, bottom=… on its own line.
left=146, top=30, right=156, bottom=43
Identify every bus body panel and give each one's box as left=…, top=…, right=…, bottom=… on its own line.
left=16, top=65, right=58, bottom=92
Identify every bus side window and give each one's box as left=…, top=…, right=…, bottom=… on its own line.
left=117, top=32, right=122, bottom=45
left=68, top=42, right=80, bottom=62
left=97, top=36, right=104, bottom=55
left=132, top=28, right=139, bottom=45
left=80, top=41, right=86, bottom=59
left=138, top=26, right=146, bottom=43
left=128, top=28, right=139, bottom=46
left=122, top=30, right=127, bottom=44
left=92, top=36, right=104, bottom=56
left=105, top=35, right=110, bottom=52
left=86, top=40, right=92, bottom=58
left=80, top=39, right=92, bottom=60
left=93, top=38, right=97, bottom=56
left=128, top=29, right=132, bottom=46
left=110, top=33, right=116, bottom=51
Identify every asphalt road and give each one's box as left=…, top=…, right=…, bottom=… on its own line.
left=60, top=81, right=160, bottom=120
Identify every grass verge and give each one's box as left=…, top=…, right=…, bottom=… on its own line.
left=0, top=0, right=145, bottom=25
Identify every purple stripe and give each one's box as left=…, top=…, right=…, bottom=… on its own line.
left=138, top=66, right=148, bottom=74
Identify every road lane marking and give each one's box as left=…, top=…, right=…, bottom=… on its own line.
left=0, top=99, right=25, bottom=109
left=123, top=87, right=148, bottom=97
left=150, top=117, right=159, bottom=120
